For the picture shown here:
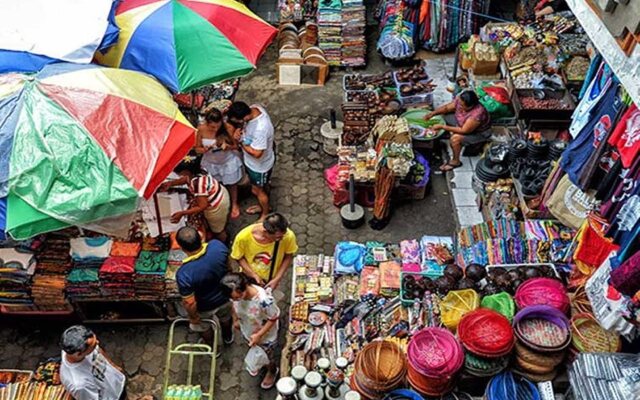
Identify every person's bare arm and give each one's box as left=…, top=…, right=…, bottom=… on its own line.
left=424, top=101, right=456, bottom=119
left=170, top=196, right=209, bottom=223
left=236, top=258, right=265, bottom=285
left=194, top=129, right=207, bottom=154
left=438, top=118, right=482, bottom=135
left=240, top=143, right=265, bottom=159
left=182, top=295, right=200, bottom=324
left=159, top=176, right=189, bottom=192
left=247, top=319, right=277, bottom=347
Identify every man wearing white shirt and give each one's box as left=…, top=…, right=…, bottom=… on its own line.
left=228, top=101, right=275, bottom=221
left=59, top=325, right=126, bottom=400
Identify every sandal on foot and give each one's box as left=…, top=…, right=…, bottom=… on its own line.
left=245, top=205, right=262, bottom=215
left=260, top=367, right=279, bottom=390
left=439, top=162, right=463, bottom=172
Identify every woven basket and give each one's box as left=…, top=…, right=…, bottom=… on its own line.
left=513, top=368, right=557, bottom=383
left=481, top=292, right=516, bottom=321
left=352, top=340, right=407, bottom=399
left=514, top=341, right=565, bottom=367
left=514, top=355, right=557, bottom=375
left=464, top=352, right=508, bottom=377
left=458, top=309, right=515, bottom=358
left=570, top=313, right=621, bottom=353
left=570, top=285, right=593, bottom=315
left=515, top=278, right=570, bottom=314
left=485, top=372, right=541, bottom=400
left=514, top=306, right=571, bottom=352
left=440, top=289, right=480, bottom=331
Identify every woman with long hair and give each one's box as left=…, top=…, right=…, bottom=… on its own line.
left=196, top=108, right=243, bottom=219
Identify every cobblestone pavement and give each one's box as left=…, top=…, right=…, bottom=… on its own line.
left=0, top=34, right=456, bottom=399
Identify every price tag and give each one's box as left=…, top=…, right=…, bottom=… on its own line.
left=537, top=381, right=555, bottom=400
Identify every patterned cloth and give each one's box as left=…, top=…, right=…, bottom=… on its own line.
left=135, top=251, right=168, bottom=274
left=100, top=257, right=136, bottom=274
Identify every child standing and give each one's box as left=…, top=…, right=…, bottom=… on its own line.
left=220, top=273, right=280, bottom=389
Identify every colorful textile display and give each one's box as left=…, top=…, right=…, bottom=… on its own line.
left=95, top=0, right=277, bottom=93
left=135, top=251, right=169, bottom=299
left=419, top=0, right=490, bottom=52
left=0, top=63, right=195, bottom=240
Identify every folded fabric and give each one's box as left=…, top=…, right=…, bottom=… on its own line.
left=0, top=248, right=36, bottom=272
left=400, top=239, right=421, bottom=265
left=100, top=257, right=136, bottom=274
left=67, top=268, right=99, bottom=283
left=110, top=241, right=142, bottom=258
left=70, top=237, right=112, bottom=260
left=135, top=251, right=169, bottom=274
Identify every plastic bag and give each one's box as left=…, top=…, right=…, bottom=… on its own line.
left=244, top=346, right=269, bottom=376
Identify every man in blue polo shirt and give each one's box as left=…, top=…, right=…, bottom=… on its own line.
left=176, top=226, right=233, bottom=345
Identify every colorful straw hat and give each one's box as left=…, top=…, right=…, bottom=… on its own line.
left=458, top=309, right=515, bottom=358
left=515, top=278, right=570, bottom=314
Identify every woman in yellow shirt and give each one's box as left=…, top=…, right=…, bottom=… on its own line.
left=230, top=213, right=298, bottom=290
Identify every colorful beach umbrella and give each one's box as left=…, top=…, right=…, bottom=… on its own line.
left=95, top=0, right=277, bottom=93
left=0, top=0, right=120, bottom=73
left=0, top=63, right=195, bottom=240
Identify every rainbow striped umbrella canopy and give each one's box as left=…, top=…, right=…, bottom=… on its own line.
left=95, top=0, right=277, bottom=93
left=0, top=63, right=195, bottom=240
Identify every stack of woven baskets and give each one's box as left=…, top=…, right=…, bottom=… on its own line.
left=512, top=305, right=571, bottom=382
left=457, top=309, right=514, bottom=378
left=407, top=327, right=464, bottom=397
left=351, top=340, right=407, bottom=399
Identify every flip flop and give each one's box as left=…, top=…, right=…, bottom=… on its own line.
left=439, top=162, right=463, bottom=172
left=260, top=367, right=279, bottom=390
left=245, top=205, right=262, bottom=215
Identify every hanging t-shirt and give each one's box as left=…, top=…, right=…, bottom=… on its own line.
left=607, top=103, right=640, bottom=169
left=569, top=63, right=614, bottom=138
left=600, top=156, right=640, bottom=222
left=560, top=82, right=623, bottom=188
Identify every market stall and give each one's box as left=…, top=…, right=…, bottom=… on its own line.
left=276, top=223, right=634, bottom=398
left=0, top=359, right=72, bottom=400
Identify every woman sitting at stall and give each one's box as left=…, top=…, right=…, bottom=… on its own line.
left=424, top=90, right=491, bottom=171
left=159, top=156, right=231, bottom=243
left=195, top=108, right=243, bottom=220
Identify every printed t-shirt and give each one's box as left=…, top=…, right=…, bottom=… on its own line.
left=561, top=82, right=623, bottom=188
left=233, top=284, right=280, bottom=343
left=242, top=105, right=275, bottom=173
left=570, top=63, right=614, bottom=138
left=177, top=240, right=229, bottom=311
left=608, top=103, right=640, bottom=168
left=230, top=225, right=298, bottom=282
left=189, top=174, right=223, bottom=209
left=60, top=347, right=125, bottom=400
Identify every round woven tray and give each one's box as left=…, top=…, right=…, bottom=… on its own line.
left=514, top=341, right=565, bottom=367
left=570, top=285, right=593, bottom=315
left=516, top=317, right=571, bottom=351
left=407, top=364, right=456, bottom=397
left=439, top=289, right=480, bottom=332
left=570, top=313, right=621, bottom=353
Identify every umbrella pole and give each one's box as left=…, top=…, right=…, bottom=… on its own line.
left=153, top=193, right=164, bottom=237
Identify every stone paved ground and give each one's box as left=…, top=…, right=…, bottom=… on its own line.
left=0, top=33, right=456, bottom=399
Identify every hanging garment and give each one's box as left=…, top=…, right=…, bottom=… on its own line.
left=569, top=63, right=615, bottom=139
left=607, top=103, right=640, bottom=169
left=560, top=83, right=624, bottom=189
